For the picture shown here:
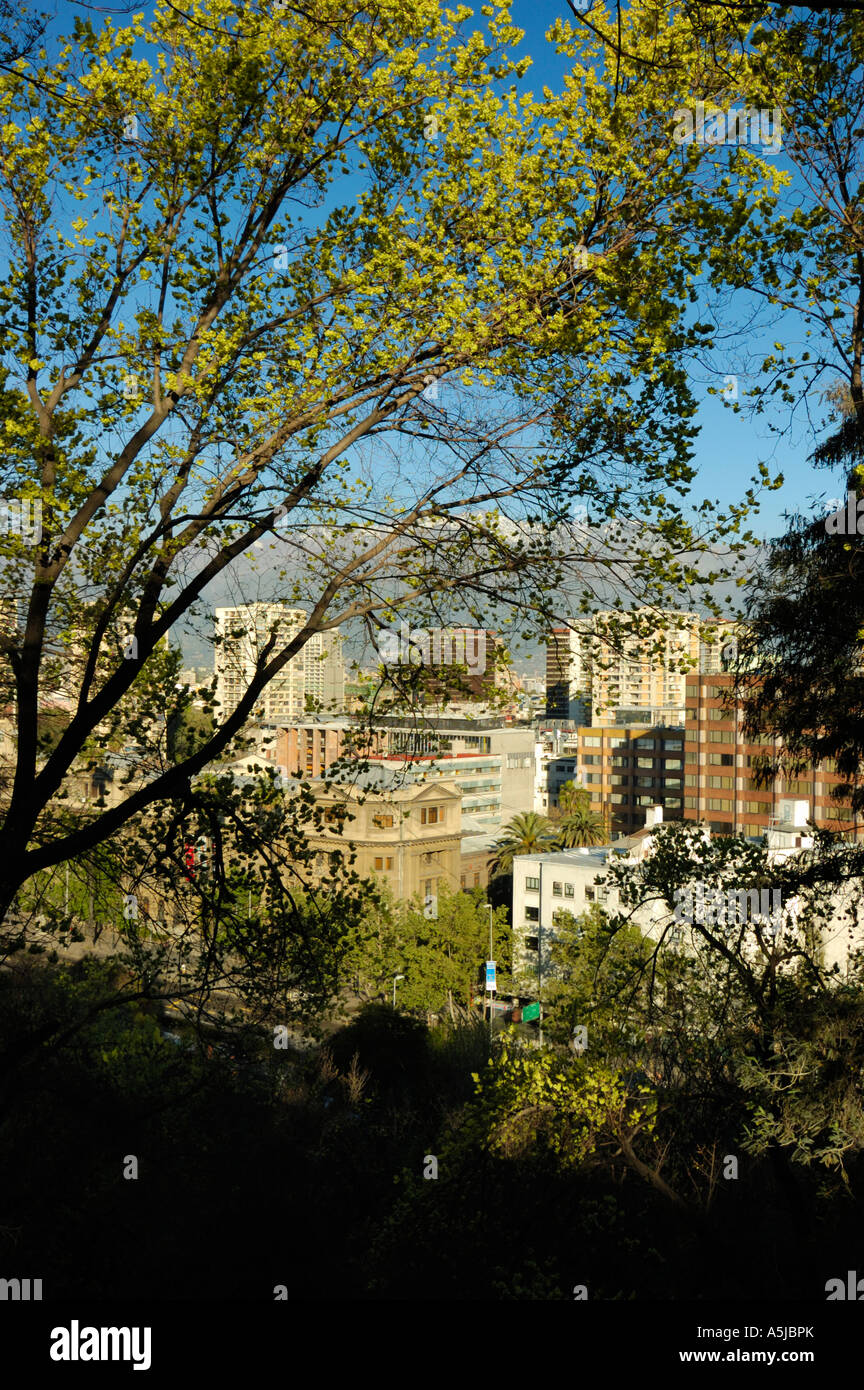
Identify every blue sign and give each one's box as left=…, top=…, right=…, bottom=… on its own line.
left=485, top=960, right=496, bottom=992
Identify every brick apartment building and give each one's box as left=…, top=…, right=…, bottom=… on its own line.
left=537, top=724, right=686, bottom=836
left=683, top=673, right=863, bottom=839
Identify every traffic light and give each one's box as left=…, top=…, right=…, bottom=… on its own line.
left=183, top=843, right=195, bottom=879
left=196, top=836, right=210, bottom=877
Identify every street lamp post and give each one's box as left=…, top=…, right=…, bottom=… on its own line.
left=487, top=904, right=494, bottom=1042
left=538, top=861, right=544, bottom=1047
left=392, top=974, right=404, bottom=1009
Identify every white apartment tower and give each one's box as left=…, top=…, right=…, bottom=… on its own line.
left=214, top=604, right=344, bottom=724
left=546, top=609, right=702, bottom=726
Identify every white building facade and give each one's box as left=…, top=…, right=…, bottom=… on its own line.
left=214, top=603, right=344, bottom=724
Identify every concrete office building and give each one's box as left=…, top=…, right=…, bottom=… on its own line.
left=512, top=807, right=864, bottom=989
left=264, top=710, right=534, bottom=830
left=511, top=810, right=668, bottom=987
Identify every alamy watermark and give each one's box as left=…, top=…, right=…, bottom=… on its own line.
left=50, top=1322, right=151, bottom=1371
left=0, top=497, right=41, bottom=545
left=673, top=103, right=782, bottom=152
left=673, top=884, right=785, bottom=934
left=0, top=1276, right=42, bottom=1299
left=377, top=623, right=486, bottom=675
left=825, top=491, right=864, bottom=535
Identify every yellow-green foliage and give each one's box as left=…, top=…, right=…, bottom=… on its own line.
left=467, top=1038, right=655, bottom=1167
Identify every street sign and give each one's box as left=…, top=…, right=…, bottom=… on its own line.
left=522, top=1001, right=540, bottom=1022
left=485, top=960, right=496, bottom=992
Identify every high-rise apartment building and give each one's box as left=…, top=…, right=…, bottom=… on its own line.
left=544, top=625, right=591, bottom=721
left=545, top=610, right=701, bottom=726
left=683, top=673, right=864, bottom=839
left=214, top=604, right=344, bottom=725
left=698, top=619, right=743, bottom=675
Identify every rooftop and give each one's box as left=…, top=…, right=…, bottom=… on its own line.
left=516, top=844, right=632, bottom=869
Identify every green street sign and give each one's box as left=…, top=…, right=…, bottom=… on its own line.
left=522, top=1001, right=540, bottom=1021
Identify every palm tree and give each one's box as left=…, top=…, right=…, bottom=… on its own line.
left=553, top=805, right=607, bottom=849
left=556, top=780, right=591, bottom=818
left=489, top=811, right=557, bottom=877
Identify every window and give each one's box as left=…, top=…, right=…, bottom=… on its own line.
left=637, top=776, right=655, bottom=788
left=664, top=758, right=683, bottom=771
left=708, top=707, right=728, bottom=721
left=552, top=881, right=562, bottom=896
left=372, top=813, right=394, bottom=828
left=708, top=731, right=734, bottom=744
left=564, top=883, right=575, bottom=898
left=585, top=886, right=595, bottom=902
left=707, top=797, right=731, bottom=810
left=707, top=775, right=732, bottom=789
left=421, top=807, right=440, bottom=825
left=611, top=792, right=628, bottom=804
left=525, top=906, right=539, bottom=922
left=684, top=796, right=698, bottom=808
left=460, top=874, right=466, bottom=889
left=582, top=736, right=601, bottom=747
left=473, top=873, right=480, bottom=887
left=525, top=876, right=540, bottom=891
left=636, top=757, right=655, bottom=769
left=635, top=737, right=655, bottom=749
left=525, top=935, right=539, bottom=951
left=663, top=739, right=683, bottom=751
left=664, top=796, right=683, bottom=809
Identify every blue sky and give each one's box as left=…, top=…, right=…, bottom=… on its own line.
left=513, top=0, right=847, bottom=545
